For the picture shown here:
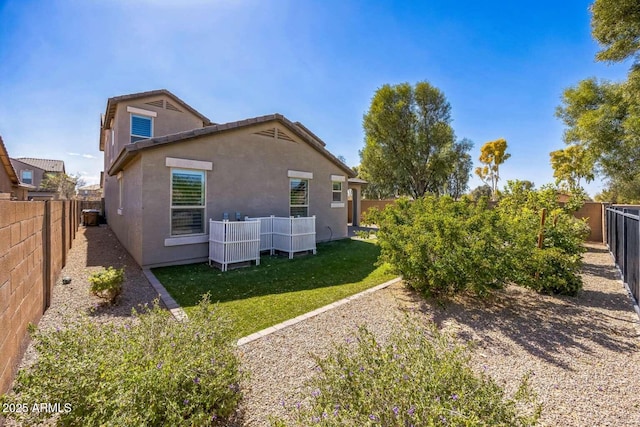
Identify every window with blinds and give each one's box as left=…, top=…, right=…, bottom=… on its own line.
left=131, top=114, right=153, bottom=143
left=171, top=169, right=205, bottom=236
left=290, top=178, right=308, bottom=217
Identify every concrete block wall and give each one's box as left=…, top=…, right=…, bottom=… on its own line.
left=0, top=200, right=80, bottom=394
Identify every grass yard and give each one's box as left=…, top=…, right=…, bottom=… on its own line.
left=152, top=238, right=396, bottom=338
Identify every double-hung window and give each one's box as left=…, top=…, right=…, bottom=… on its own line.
left=290, top=178, right=309, bottom=217
left=332, top=181, right=342, bottom=202
left=171, top=169, right=205, bottom=236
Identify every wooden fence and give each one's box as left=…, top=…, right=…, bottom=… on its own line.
left=349, top=199, right=605, bottom=243
left=0, top=200, right=81, bottom=393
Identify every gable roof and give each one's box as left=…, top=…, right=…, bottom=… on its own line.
left=14, top=157, right=65, bottom=173
left=108, top=113, right=355, bottom=178
left=0, top=135, right=20, bottom=185
left=102, top=89, right=212, bottom=129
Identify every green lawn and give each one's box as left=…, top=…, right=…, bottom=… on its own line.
left=152, top=238, right=396, bottom=338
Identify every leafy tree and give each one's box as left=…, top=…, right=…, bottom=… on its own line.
left=441, top=138, right=473, bottom=199
left=352, top=164, right=397, bottom=200
left=40, top=173, right=84, bottom=200
left=360, top=81, right=464, bottom=199
left=469, top=184, right=493, bottom=201
left=549, top=144, right=594, bottom=191
left=474, top=138, right=510, bottom=200
left=591, top=0, right=640, bottom=64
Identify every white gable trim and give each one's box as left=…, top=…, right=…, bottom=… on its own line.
left=127, top=106, right=158, bottom=117
left=165, top=157, right=213, bottom=170
left=288, top=170, right=313, bottom=179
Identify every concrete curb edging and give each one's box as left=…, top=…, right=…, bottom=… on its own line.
left=142, top=268, right=189, bottom=322
left=236, top=276, right=403, bottom=346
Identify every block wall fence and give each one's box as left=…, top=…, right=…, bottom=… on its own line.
left=349, top=199, right=606, bottom=243
left=0, top=200, right=82, bottom=394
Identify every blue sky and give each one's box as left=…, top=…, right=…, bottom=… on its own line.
left=0, top=0, right=631, bottom=195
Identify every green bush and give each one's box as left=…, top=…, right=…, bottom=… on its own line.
left=272, top=322, right=540, bottom=426
left=369, top=196, right=512, bottom=296
left=89, top=266, right=124, bottom=304
left=0, top=296, right=244, bottom=426
left=497, top=181, right=589, bottom=295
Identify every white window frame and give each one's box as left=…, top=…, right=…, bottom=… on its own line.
left=290, top=178, right=309, bottom=217
left=130, top=114, right=153, bottom=142
left=170, top=168, right=206, bottom=237
left=331, top=174, right=345, bottom=208
left=117, top=172, right=123, bottom=215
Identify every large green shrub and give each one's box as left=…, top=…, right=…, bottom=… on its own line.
left=497, top=181, right=589, bottom=295
left=1, top=296, right=244, bottom=426
left=368, top=196, right=512, bottom=296
left=272, top=322, right=540, bottom=426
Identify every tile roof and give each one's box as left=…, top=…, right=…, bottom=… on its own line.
left=15, top=157, right=65, bottom=172
left=107, top=113, right=355, bottom=178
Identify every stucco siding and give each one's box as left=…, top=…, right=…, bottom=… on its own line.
left=138, top=123, right=348, bottom=267
left=104, top=156, right=143, bottom=264
left=108, top=95, right=206, bottom=172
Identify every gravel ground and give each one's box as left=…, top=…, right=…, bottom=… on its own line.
left=239, top=243, right=640, bottom=427
left=5, top=226, right=640, bottom=427
left=17, top=224, right=160, bottom=370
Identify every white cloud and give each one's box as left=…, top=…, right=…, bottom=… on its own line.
left=82, top=154, right=96, bottom=159
left=67, top=152, right=80, bottom=156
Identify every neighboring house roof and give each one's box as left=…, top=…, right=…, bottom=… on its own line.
left=15, top=157, right=66, bottom=173
left=79, top=184, right=101, bottom=191
left=0, top=135, right=20, bottom=186
left=107, top=113, right=356, bottom=178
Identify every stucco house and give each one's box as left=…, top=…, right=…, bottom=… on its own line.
left=0, top=136, right=31, bottom=200
left=100, top=89, right=364, bottom=268
left=9, top=157, right=66, bottom=200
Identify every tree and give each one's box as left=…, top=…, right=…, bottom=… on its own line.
left=352, top=164, right=397, bottom=200
left=474, top=138, right=510, bottom=200
left=441, top=138, right=473, bottom=199
left=591, top=0, right=640, bottom=64
left=360, top=81, right=461, bottom=199
left=468, top=184, right=492, bottom=201
left=40, top=173, right=84, bottom=200
left=549, top=144, right=594, bottom=191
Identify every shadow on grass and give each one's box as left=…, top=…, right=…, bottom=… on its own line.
left=152, top=239, right=386, bottom=309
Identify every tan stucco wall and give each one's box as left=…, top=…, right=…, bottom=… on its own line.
left=104, top=156, right=144, bottom=264
left=9, top=159, right=45, bottom=188
left=136, top=123, right=349, bottom=267
left=108, top=95, right=205, bottom=171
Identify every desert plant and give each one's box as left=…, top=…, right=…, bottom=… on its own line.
left=89, top=266, right=124, bottom=304
left=272, top=322, right=540, bottom=426
left=369, top=196, right=512, bottom=296
left=0, top=296, right=244, bottom=426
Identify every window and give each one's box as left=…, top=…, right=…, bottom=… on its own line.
left=332, top=181, right=342, bottom=202
left=117, top=173, right=123, bottom=214
left=171, top=169, right=205, bottom=236
left=131, top=114, right=153, bottom=143
left=21, top=170, right=33, bottom=185
left=290, top=178, right=309, bottom=217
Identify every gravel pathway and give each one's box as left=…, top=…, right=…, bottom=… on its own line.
left=238, top=243, right=640, bottom=426
left=18, top=224, right=160, bottom=370
left=6, top=228, right=640, bottom=427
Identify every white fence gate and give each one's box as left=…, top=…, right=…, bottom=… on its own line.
left=244, top=216, right=274, bottom=254
left=209, top=220, right=261, bottom=271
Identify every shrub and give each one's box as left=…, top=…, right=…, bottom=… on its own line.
left=370, top=196, right=512, bottom=296
left=89, top=266, right=124, bottom=304
left=272, top=322, right=540, bottom=426
left=0, top=296, right=244, bottom=426
left=522, top=248, right=584, bottom=296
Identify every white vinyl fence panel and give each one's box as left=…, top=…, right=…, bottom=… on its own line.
left=209, top=220, right=261, bottom=271
left=244, top=216, right=274, bottom=254
left=273, top=216, right=316, bottom=259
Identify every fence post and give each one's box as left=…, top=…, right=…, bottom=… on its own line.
left=42, top=201, right=51, bottom=312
